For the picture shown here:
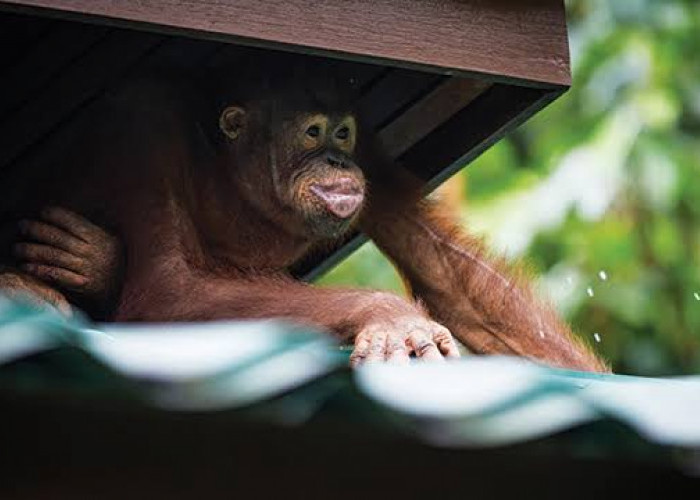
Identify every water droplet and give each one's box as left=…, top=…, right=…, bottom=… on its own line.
left=587, top=287, right=595, bottom=297
left=349, top=77, right=357, bottom=85
left=694, top=292, right=700, bottom=301
left=539, top=330, right=545, bottom=339
left=593, top=333, right=602, bottom=343
left=598, top=270, right=608, bottom=281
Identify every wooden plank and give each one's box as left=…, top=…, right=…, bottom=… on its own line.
left=0, top=29, right=163, bottom=171
left=145, top=35, right=222, bottom=70
left=402, top=85, right=559, bottom=185
left=0, top=0, right=571, bottom=86
left=357, top=69, right=443, bottom=130
left=319, top=59, right=387, bottom=98
left=0, top=12, right=52, bottom=76
left=378, top=77, right=491, bottom=158
left=0, top=35, right=222, bottom=208
left=204, top=45, right=386, bottom=95
left=0, top=21, right=109, bottom=117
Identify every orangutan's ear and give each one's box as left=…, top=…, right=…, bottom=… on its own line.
left=219, top=105, right=247, bottom=140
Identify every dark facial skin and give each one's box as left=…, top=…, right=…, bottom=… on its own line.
left=220, top=101, right=366, bottom=242
left=284, top=112, right=365, bottom=238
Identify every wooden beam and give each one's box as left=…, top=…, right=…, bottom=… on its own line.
left=402, top=84, right=560, bottom=186
left=0, top=30, right=162, bottom=171
left=0, top=36, right=223, bottom=210
left=0, top=0, right=571, bottom=87
left=0, top=21, right=108, bottom=117
left=356, top=70, right=442, bottom=130
left=378, top=77, right=490, bottom=158
left=0, top=12, right=52, bottom=76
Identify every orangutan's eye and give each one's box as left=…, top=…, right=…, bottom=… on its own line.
left=335, top=127, right=350, bottom=141
left=306, top=125, right=321, bottom=138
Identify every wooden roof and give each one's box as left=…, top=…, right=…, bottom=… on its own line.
left=0, top=0, right=570, bottom=279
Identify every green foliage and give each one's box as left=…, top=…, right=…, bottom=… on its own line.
left=319, top=242, right=404, bottom=294
left=322, top=0, right=700, bottom=375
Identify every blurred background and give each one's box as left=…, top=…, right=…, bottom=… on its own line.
left=320, top=0, right=700, bottom=376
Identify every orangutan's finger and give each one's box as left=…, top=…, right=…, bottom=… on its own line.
left=18, top=220, right=87, bottom=254
left=350, top=333, right=372, bottom=367
left=386, top=336, right=411, bottom=364
left=433, top=325, right=460, bottom=358
left=365, top=330, right=388, bottom=364
left=14, top=243, right=85, bottom=273
left=41, top=207, right=102, bottom=243
left=408, top=330, right=443, bottom=362
left=21, top=263, right=88, bottom=290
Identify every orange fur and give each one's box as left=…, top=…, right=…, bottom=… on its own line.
left=0, top=63, right=608, bottom=371
left=362, top=170, right=608, bottom=372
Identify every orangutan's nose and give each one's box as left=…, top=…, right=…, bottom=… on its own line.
left=326, top=154, right=345, bottom=168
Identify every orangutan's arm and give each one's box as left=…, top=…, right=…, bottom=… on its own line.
left=362, top=176, right=608, bottom=372
left=116, top=271, right=460, bottom=366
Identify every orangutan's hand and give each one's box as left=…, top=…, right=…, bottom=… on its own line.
left=14, top=207, right=124, bottom=307
left=350, top=314, right=460, bottom=367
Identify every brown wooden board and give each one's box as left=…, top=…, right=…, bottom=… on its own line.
left=0, top=11, right=52, bottom=75
left=1, top=0, right=570, bottom=86
left=0, top=2, right=569, bottom=279
left=0, top=30, right=163, bottom=170
left=0, top=20, right=108, bottom=116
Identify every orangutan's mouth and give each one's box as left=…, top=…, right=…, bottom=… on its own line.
left=310, top=179, right=364, bottom=219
